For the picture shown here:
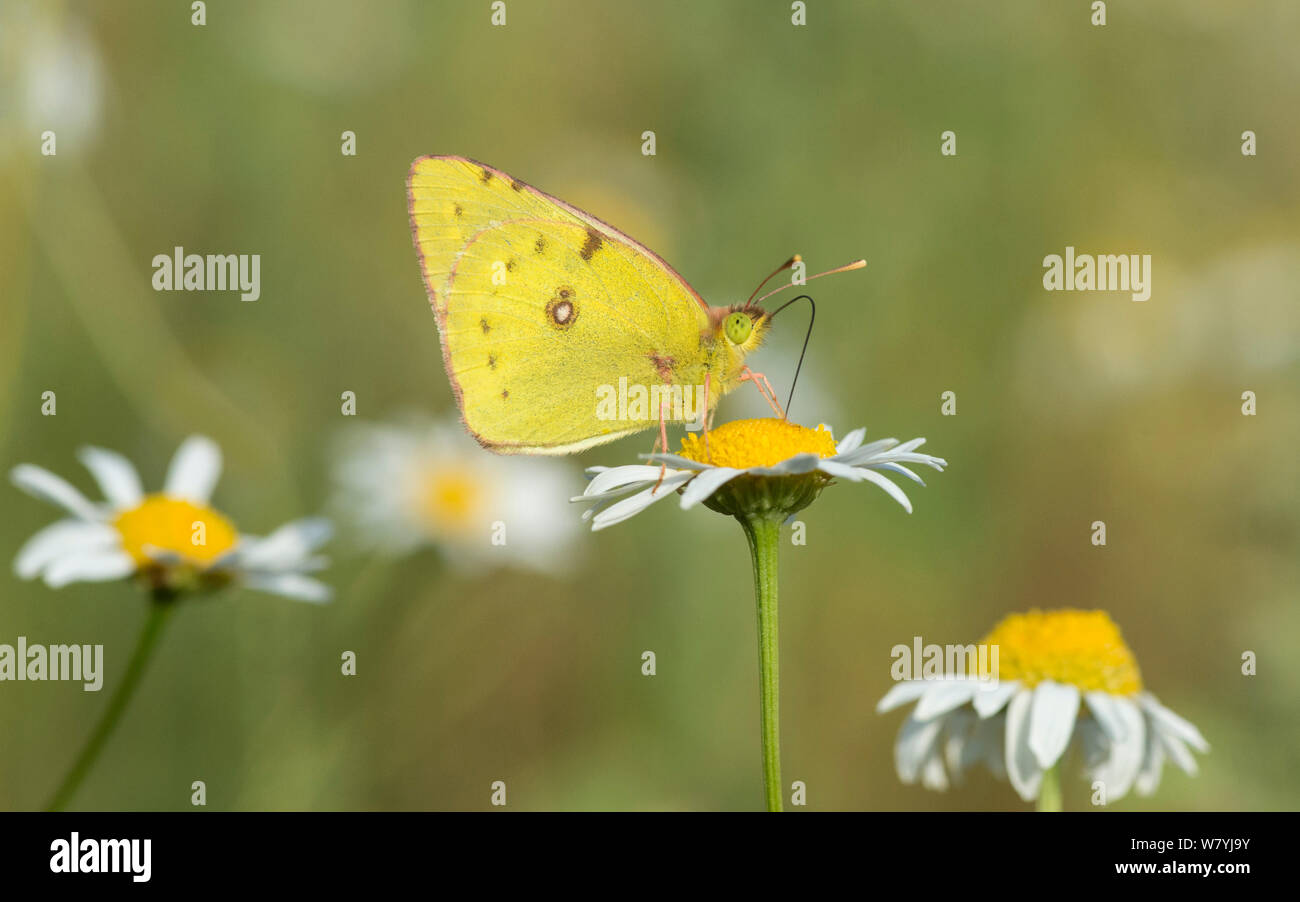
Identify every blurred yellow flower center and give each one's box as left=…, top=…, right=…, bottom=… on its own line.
left=113, top=494, right=238, bottom=567
left=980, top=609, right=1143, bottom=695
left=421, top=467, right=482, bottom=530
left=678, top=418, right=838, bottom=468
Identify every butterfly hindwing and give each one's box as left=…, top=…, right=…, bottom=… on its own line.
left=408, top=156, right=712, bottom=453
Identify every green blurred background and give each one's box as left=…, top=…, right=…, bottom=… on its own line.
left=1, top=0, right=1296, bottom=811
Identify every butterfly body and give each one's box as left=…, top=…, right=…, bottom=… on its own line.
left=407, top=155, right=771, bottom=454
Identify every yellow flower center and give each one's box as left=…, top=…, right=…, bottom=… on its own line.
left=420, top=467, right=483, bottom=531
left=980, top=609, right=1143, bottom=695
left=113, top=494, right=239, bottom=567
left=678, top=418, right=839, bottom=468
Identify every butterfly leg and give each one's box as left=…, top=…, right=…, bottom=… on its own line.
left=652, top=398, right=670, bottom=491
left=702, top=371, right=712, bottom=460
left=739, top=367, right=786, bottom=418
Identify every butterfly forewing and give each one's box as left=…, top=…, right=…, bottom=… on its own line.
left=408, top=156, right=712, bottom=453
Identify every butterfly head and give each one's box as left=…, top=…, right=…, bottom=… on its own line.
left=718, top=305, right=771, bottom=357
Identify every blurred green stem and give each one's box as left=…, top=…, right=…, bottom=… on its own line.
left=47, top=596, right=176, bottom=811
left=739, top=514, right=782, bottom=813
left=1037, top=764, right=1062, bottom=812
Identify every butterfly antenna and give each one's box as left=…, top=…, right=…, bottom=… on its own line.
left=768, top=294, right=815, bottom=416
left=750, top=258, right=866, bottom=309
left=744, top=255, right=802, bottom=308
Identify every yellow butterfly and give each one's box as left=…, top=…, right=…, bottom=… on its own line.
left=407, top=155, right=863, bottom=454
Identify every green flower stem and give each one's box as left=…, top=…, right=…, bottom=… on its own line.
left=1037, top=764, right=1062, bottom=812
left=46, top=597, right=176, bottom=811
left=739, top=513, right=783, bottom=813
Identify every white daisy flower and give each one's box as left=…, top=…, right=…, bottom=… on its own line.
left=11, top=435, right=333, bottom=602
left=877, top=609, right=1209, bottom=807
left=331, top=416, right=580, bottom=574
left=574, top=417, right=947, bottom=530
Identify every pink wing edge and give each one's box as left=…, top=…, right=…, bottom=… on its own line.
left=405, top=154, right=708, bottom=311
left=404, top=154, right=708, bottom=453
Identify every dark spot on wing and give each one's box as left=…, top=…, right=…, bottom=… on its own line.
left=501, top=389, right=509, bottom=399
left=480, top=318, right=491, bottom=333
left=546, top=287, right=578, bottom=330
left=510, top=177, right=524, bottom=192
left=488, top=354, right=496, bottom=370
left=506, top=258, right=517, bottom=272
left=479, top=168, right=493, bottom=184
left=453, top=203, right=463, bottom=218
left=580, top=227, right=603, bottom=261
left=534, top=235, right=547, bottom=254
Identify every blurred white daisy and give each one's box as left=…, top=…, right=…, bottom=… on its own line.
left=877, top=609, right=1209, bottom=807
left=575, top=418, right=946, bottom=530
left=11, top=435, right=332, bottom=602
left=331, top=417, right=580, bottom=574
left=1015, top=243, right=1300, bottom=411
left=0, top=3, right=105, bottom=156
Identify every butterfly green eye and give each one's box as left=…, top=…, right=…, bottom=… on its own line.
left=724, top=311, right=754, bottom=345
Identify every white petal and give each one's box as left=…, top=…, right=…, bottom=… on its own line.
left=574, top=482, right=657, bottom=511
left=885, top=452, right=947, bottom=471
left=639, top=453, right=711, bottom=471
left=678, top=467, right=743, bottom=508
left=842, top=436, right=946, bottom=472
left=919, top=747, right=950, bottom=791
left=875, top=462, right=925, bottom=485
left=10, top=464, right=103, bottom=521
left=973, top=680, right=1018, bottom=718
left=815, top=459, right=870, bottom=482
left=242, top=571, right=332, bottom=603
left=1134, top=731, right=1166, bottom=796
left=854, top=467, right=914, bottom=512
left=164, top=435, right=222, bottom=503
left=14, top=519, right=120, bottom=579
left=233, top=518, right=332, bottom=572
left=750, top=453, right=823, bottom=476
left=77, top=446, right=143, bottom=509
left=1004, top=689, right=1042, bottom=801
left=942, top=709, right=978, bottom=783
left=1084, top=691, right=1128, bottom=743
left=876, top=679, right=929, bottom=713
left=43, top=550, right=135, bottom=587
left=240, top=548, right=330, bottom=577
left=894, top=714, right=944, bottom=784
left=1075, top=719, right=1109, bottom=770
left=590, top=472, right=694, bottom=531
left=891, top=437, right=928, bottom=455
left=582, top=465, right=665, bottom=497
left=1155, top=730, right=1199, bottom=776
left=1139, top=693, right=1209, bottom=753
left=834, top=427, right=867, bottom=455
left=1028, top=680, right=1081, bottom=770
left=834, top=438, right=900, bottom=465
left=914, top=679, right=978, bottom=721
left=1096, top=696, right=1146, bottom=800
